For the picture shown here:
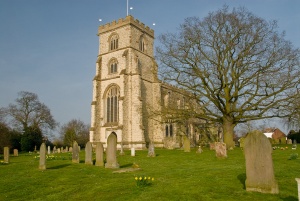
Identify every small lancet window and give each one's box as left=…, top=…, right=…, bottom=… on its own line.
left=109, top=59, right=118, bottom=74
left=139, top=36, right=145, bottom=52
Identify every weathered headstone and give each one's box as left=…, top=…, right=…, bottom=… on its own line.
left=293, top=140, right=297, bottom=150
left=66, top=146, right=68, bottom=152
left=72, top=141, right=80, bottom=163
left=95, top=142, right=104, bottom=167
left=4, top=147, right=9, bottom=163
left=239, top=137, right=245, bottom=148
left=85, top=142, right=93, bottom=165
left=196, top=146, right=203, bottom=154
left=183, top=136, right=190, bottom=152
left=57, top=148, right=61, bottom=153
left=105, top=133, right=119, bottom=168
left=47, top=146, right=51, bottom=154
left=287, top=139, right=292, bottom=144
left=53, top=146, right=57, bottom=153
left=244, top=130, right=279, bottom=194
left=215, top=142, right=227, bottom=158
left=147, top=142, right=156, bottom=157
left=131, top=147, right=135, bottom=156
left=69, top=147, right=73, bottom=152
left=39, top=143, right=46, bottom=170
left=13, top=149, right=18, bottom=156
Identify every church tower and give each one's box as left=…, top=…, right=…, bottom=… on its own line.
left=90, top=15, right=163, bottom=149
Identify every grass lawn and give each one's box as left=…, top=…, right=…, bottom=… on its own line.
left=0, top=145, right=299, bottom=201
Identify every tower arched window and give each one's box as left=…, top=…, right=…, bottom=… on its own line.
left=106, top=86, right=119, bottom=123
left=109, top=59, right=118, bottom=74
left=139, top=36, right=145, bottom=52
left=110, top=34, right=119, bottom=51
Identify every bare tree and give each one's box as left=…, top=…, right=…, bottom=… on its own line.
left=5, top=91, right=57, bottom=133
left=60, top=119, right=89, bottom=147
left=156, top=6, right=300, bottom=148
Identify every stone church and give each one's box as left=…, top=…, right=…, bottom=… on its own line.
left=89, top=15, right=202, bottom=150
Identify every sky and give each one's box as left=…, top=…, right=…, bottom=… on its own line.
left=0, top=0, right=299, bottom=136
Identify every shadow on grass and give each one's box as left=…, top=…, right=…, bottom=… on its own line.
left=237, top=173, right=246, bottom=189
left=120, top=163, right=133, bottom=168
left=47, top=164, right=71, bottom=169
left=280, top=196, right=298, bottom=201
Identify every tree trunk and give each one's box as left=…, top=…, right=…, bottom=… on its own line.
left=222, top=117, right=235, bottom=149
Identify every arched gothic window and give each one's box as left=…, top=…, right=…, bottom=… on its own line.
left=139, top=36, right=145, bottom=52
left=110, top=34, right=119, bottom=51
left=106, top=86, right=119, bottom=123
left=109, top=59, right=118, bottom=74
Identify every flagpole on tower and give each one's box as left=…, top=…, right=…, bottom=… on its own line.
left=127, top=0, right=129, bottom=16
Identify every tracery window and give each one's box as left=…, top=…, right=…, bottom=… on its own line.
left=109, top=59, right=118, bottom=74
left=106, top=86, right=119, bottom=123
left=110, top=34, right=119, bottom=51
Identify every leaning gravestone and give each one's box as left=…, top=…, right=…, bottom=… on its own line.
left=147, top=142, right=156, bottom=157
left=215, top=142, right=227, bottom=158
left=39, top=143, right=46, bottom=170
left=72, top=141, right=80, bottom=163
left=244, top=130, right=279, bottom=194
left=85, top=142, right=93, bottom=165
left=95, top=142, right=104, bottom=167
left=4, top=147, right=9, bottom=163
left=183, top=136, right=190, bottom=152
left=105, top=133, right=119, bottom=168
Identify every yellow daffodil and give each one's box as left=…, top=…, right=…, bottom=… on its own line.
left=139, top=177, right=142, bottom=180
left=135, top=177, right=138, bottom=180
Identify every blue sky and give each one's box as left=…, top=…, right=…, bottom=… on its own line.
left=0, top=0, right=299, bottom=135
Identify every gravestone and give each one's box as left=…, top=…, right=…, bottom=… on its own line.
left=4, top=147, right=9, bottom=163
left=196, top=146, right=203, bottom=154
left=57, top=148, right=61, bottom=153
left=95, top=142, right=104, bottom=167
left=53, top=146, right=57, bottom=153
left=147, top=142, right=156, bottom=157
left=244, top=130, right=279, bottom=194
left=131, top=147, right=135, bottom=156
left=105, top=133, right=119, bottom=168
left=72, top=141, right=80, bottom=163
left=47, top=146, right=50, bottom=154
left=66, top=146, right=68, bottom=152
left=13, top=149, right=18, bottom=156
left=287, top=139, right=292, bottom=145
left=85, top=142, right=93, bottom=165
left=239, top=137, right=245, bottom=148
left=293, top=140, right=297, bottom=150
left=69, top=147, right=73, bottom=152
left=39, top=143, right=46, bottom=170
left=183, top=136, right=190, bottom=152
left=215, top=142, right=227, bottom=158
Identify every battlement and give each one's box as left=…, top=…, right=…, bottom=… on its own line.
left=98, top=15, right=154, bottom=37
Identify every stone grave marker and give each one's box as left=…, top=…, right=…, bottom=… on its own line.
left=105, top=133, right=119, bottom=168
left=287, top=139, right=292, bottom=144
left=72, top=141, right=80, bottom=163
left=69, top=147, right=73, bottom=152
left=95, top=142, right=104, bottom=167
left=13, top=149, right=18, bottom=156
left=53, top=146, right=57, bottom=153
left=147, top=142, right=156, bottom=157
left=244, top=130, right=279, bottom=194
left=131, top=147, right=135, bottom=156
left=39, top=143, right=46, bottom=170
left=183, top=136, right=190, bottom=152
left=4, top=147, right=9, bottom=163
left=57, top=148, right=61, bottom=153
left=47, top=146, right=50, bottom=154
left=85, top=141, right=93, bottom=165
left=215, top=142, right=227, bottom=158
left=196, top=146, right=203, bottom=154
left=295, top=178, right=300, bottom=201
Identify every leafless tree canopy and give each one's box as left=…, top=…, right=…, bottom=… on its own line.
left=6, top=91, right=56, bottom=132
left=156, top=6, right=300, bottom=147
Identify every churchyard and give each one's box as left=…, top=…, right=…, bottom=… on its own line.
left=0, top=145, right=299, bottom=201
